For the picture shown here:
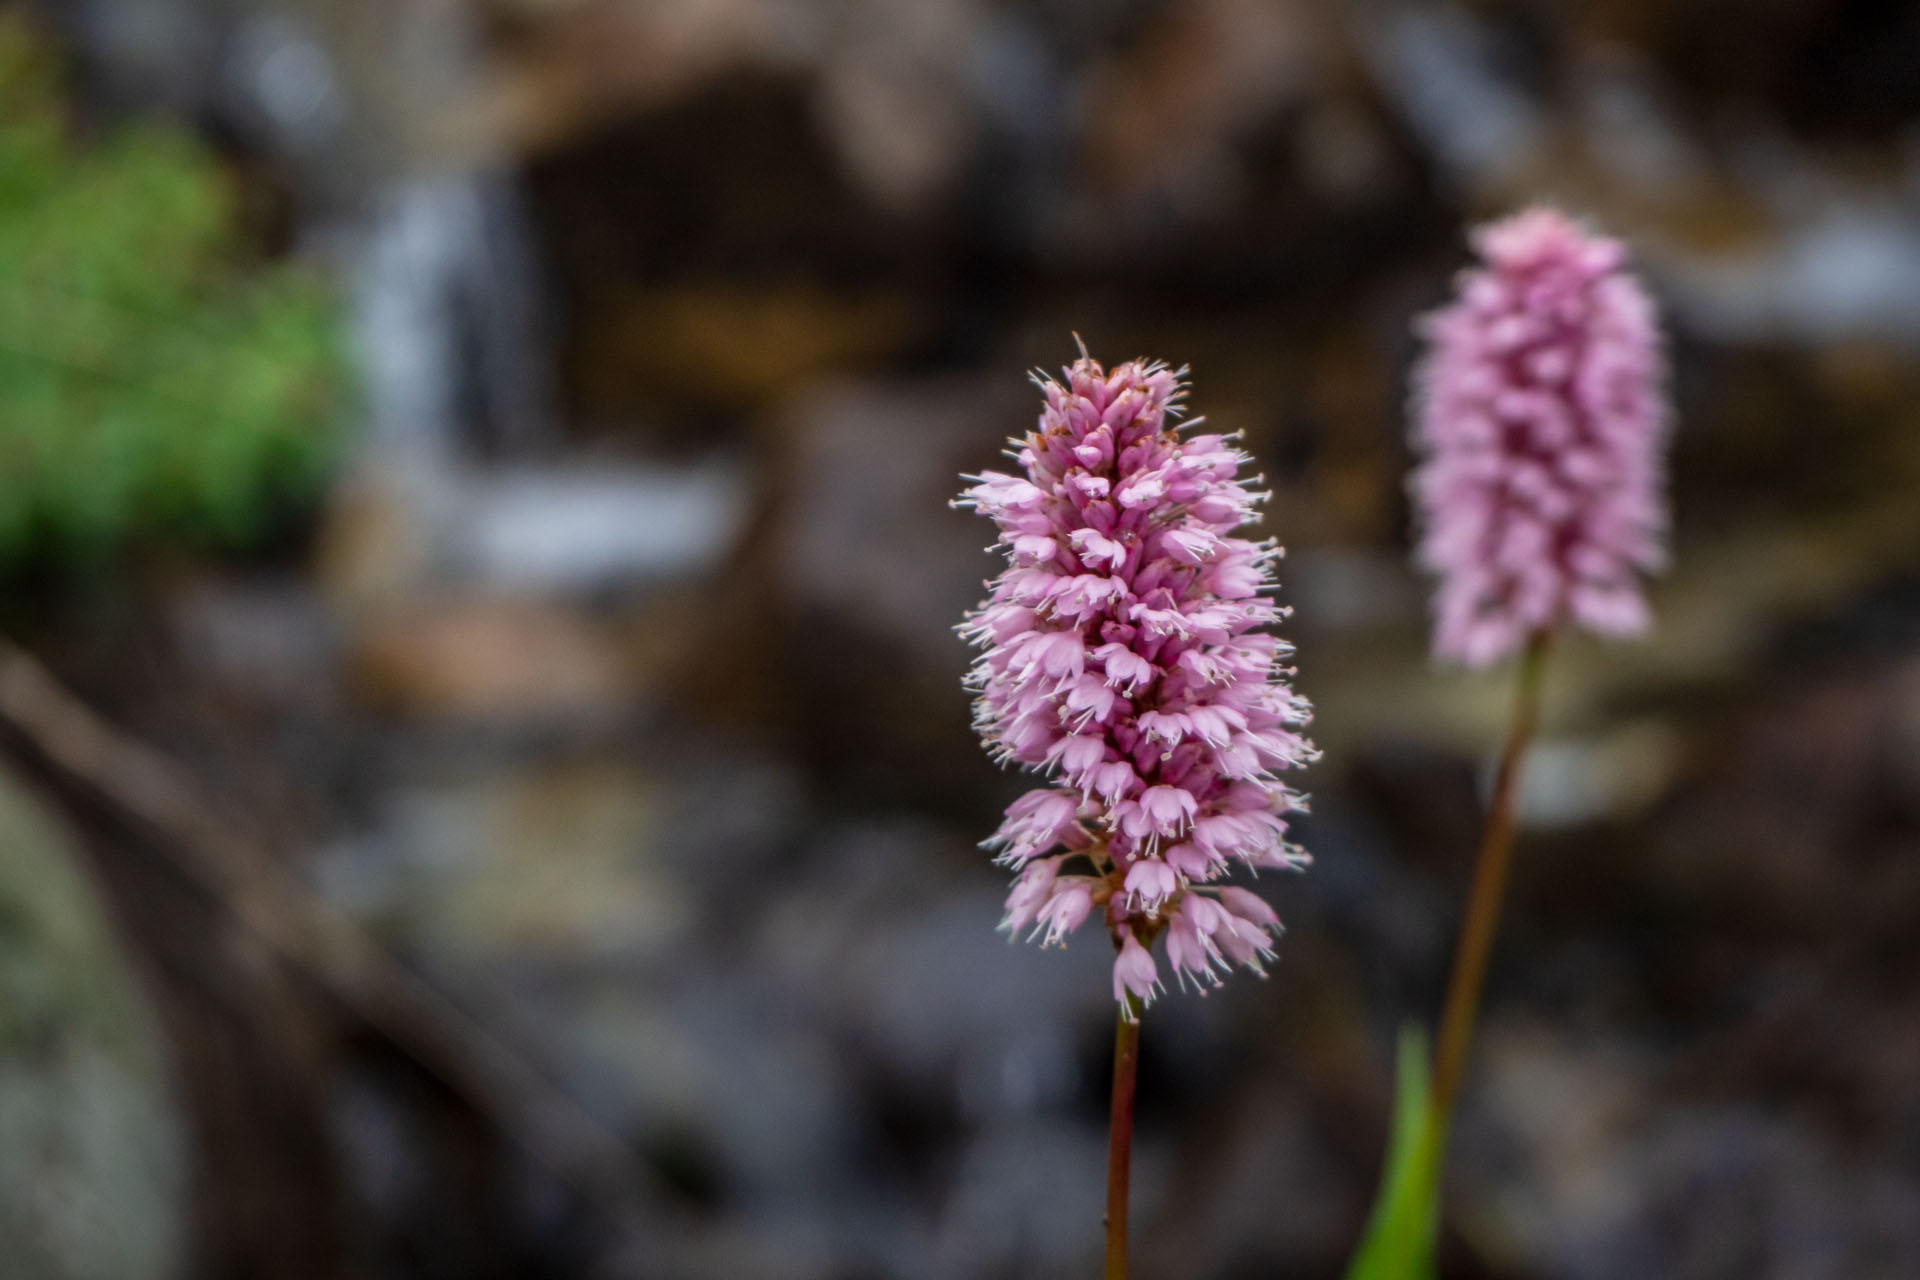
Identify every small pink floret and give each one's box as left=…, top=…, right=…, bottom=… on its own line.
left=1112, top=934, right=1161, bottom=1013
left=1123, top=858, right=1179, bottom=910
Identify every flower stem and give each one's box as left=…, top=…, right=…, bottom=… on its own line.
left=1105, top=999, right=1141, bottom=1280
left=1429, top=629, right=1550, bottom=1126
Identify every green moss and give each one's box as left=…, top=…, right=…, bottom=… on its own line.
left=0, top=15, right=347, bottom=569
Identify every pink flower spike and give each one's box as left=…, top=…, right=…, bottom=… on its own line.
left=960, top=348, right=1316, bottom=1009
left=1412, top=207, right=1669, bottom=667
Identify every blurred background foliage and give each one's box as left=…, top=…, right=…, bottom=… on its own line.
left=0, top=15, right=342, bottom=569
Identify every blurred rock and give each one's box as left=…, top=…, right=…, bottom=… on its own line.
left=1478, top=1058, right=1920, bottom=1280
left=754, top=820, right=1109, bottom=1107
left=576, top=286, right=917, bottom=416
left=1287, top=547, right=1423, bottom=636
left=225, top=12, right=346, bottom=157
left=347, top=595, right=633, bottom=722
left=1512, top=721, right=1683, bottom=829
left=769, top=377, right=1011, bottom=665
left=458, top=462, right=748, bottom=590
left=169, top=575, right=344, bottom=710
left=321, top=458, right=747, bottom=603
left=931, top=1120, right=1107, bottom=1277
left=1135, top=1081, right=1362, bottom=1280
left=0, top=774, right=185, bottom=1280
left=316, top=461, right=454, bottom=609
left=1660, top=195, right=1920, bottom=346
left=1572, top=43, right=1711, bottom=207
left=1461, top=1022, right=1654, bottom=1271
left=812, top=0, right=981, bottom=213
left=1080, top=0, right=1326, bottom=209
left=1365, top=3, right=1545, bottom=192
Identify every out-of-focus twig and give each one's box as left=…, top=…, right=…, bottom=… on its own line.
left=0, top=636, right=659, bottom=1237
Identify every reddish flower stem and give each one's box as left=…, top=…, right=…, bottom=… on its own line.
left=1430, top=629, right=1550, bottom=1124
left=1105, top=1000, right=1141, bottom=1280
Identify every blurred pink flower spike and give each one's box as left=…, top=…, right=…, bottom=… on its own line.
left=957, top=349, right=1316, bottom=1014
left=1412, top=206, right=1669, bottom=667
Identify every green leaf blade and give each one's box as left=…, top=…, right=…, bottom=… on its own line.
left=1342, top=1025, right=1444, bottom=1280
